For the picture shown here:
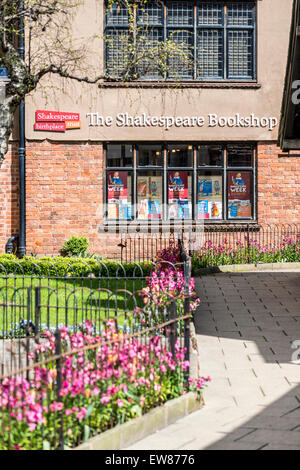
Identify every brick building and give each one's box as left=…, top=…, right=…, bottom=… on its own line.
left=0, top=0, right=299, bottom=258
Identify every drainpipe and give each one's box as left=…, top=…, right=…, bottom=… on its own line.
left=6, top=235, right=19, bottom=254
left=18, top=0, right=26, bottom=258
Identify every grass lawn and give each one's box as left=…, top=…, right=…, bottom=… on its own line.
left=0, top=276, right=146, bottom=337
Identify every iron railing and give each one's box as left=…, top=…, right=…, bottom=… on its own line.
left=0, top=254, right=193, bottom=450
left=0, top=259, right=189, bottom=339
left=119, top=224, right=300, bottom=264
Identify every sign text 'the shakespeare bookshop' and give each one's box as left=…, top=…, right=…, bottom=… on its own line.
left=86, top=112, right=278, bottom=131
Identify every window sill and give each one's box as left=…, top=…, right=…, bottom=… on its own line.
left=100, top=81, right=261, bottom=90
left=99, top=221, right=260, bottom=234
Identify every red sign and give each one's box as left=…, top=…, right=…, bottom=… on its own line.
left=228, top=172, right=251, bottom=201
left=108, top=172, right=128, bottom=201
left=34, top=122, right=66, bottom=132
left=168, top=171, right=189, bottom=202
left=36, top=110, right=80, bottom=122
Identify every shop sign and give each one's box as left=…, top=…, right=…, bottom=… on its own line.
left=34, top=122, right=66, bottom=132
left=34, top=110, right=81, bottom=132
left=36, top=110, right=80, bottom=122
left=87, top=112, right=278, bottom=131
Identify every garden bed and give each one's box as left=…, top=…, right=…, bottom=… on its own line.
left=193, top=262, right=300, bottom=276
left=75, top=392, right=203, bottom=451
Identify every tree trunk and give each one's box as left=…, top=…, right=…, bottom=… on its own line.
left=0, top=93, right=16, bottom=166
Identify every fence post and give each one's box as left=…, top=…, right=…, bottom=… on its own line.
left=55, top=329, right=64, bottom=450
left=169, top=299, right=177, bottom=360
left=183, top=254, right=191, bottom=384
left=26, top=287, right=32, bottom=381
left=247, top=224, right=251, bottom=264
left=34, top=286, right=41, bottom=342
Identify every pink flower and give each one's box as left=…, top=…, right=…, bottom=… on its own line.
left=76, top=407, right=87, bottom=420
left=100, top=395, right=111, bottom=405
left=50, top=402, right=64, bottom=412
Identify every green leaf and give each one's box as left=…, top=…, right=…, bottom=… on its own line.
left=43, top=440, right=51, bottom=451
left=130, top=405, right=142, bottom=418
left=85, top=404, right=94, bottom=419
left=84, top=424, right=90, bottom=442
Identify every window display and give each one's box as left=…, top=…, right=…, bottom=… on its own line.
left=137, top=172, right=163, bottom=220
left=168, top=171, right=192, bottom=219
left=107, top=171, right=132, bottom=219
left=228, top=171, right=252, bottom=219
left=105, top=143, right=256, bottom=222
left=198, top=172, right=223, bottom=219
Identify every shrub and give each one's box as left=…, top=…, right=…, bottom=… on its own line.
left=61, top=236, right=89, bottom=257
left=0, top=254, right=153, bottom=278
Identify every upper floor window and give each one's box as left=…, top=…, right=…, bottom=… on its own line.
left=105, top=1, right=256, bottom=81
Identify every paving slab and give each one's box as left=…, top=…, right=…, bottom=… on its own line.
left=125, top=271, right=300, bottom=451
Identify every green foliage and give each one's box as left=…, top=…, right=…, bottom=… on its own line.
left=61, top=236, right=90, bottom=257
left=191, top=238, right=300, bottom=271
left=0, top=253, right=153, bottom=278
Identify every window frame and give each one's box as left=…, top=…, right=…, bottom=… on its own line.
left=104, top=142, right=257, bottom=223
left=104, top=1, right=257, bottom=82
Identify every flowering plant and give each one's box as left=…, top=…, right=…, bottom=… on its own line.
left=156, top=240, right=181, bottom=266
left=0, top=321, right=208, bottom=450
left=192, top=235, right=300, bottom=269
left=139, top=269, right=200, bottom=314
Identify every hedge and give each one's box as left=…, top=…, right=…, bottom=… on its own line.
left=0, top=254, right=153, bottom=278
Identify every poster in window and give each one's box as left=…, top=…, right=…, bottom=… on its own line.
left=108, top=171, right=128, bottom=201
left=198, top=200, right=223, bottom=220
left=198, top=200, right=209, bottom=219
left=107, top=171, right=131, bottom=219
left=137, top=175, right=162, bottom=219
left=228, top=172, right=252, bottom=219
left=198, top=176, right=222, bottom=198
left=137, top=179, right=147, bottom=197
left=168, top=171, right=189, bottom=202
left=198, top=175, right=223, bottom=220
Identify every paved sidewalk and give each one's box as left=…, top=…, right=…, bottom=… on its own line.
left=126, top=271, right=300, bottom=451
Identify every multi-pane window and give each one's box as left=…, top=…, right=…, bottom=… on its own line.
left=105, top=1, right=256, bottom=81
left=105, top=143, right=256, bottom=221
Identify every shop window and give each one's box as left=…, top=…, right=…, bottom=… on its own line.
left=198, top=145, right=223, bottom=167
left=105, top=143, right=256, bottom=222
left=168, top=144, right=193, bottom=167
left=198, top=170, right=223, bottom=220
left=138, top=144, right=163, bottom=167
left=137, top=171, right=163, bottom=219
left=168, top=170, right=193, bottom=219
left=105, top=1, right=256, bottom=81
left=107, top=170, right=133, bottom=219
left=106, top=144, right=133, bottom=167
left=227, top=144, right=253, bottom=167
left=227, top=171, right=253, bottom=219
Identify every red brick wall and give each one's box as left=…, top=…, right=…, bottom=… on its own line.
left=26, top=140, right=123, bottom=258
left=257, top=143, right=300, bottom=226
left=0, top=143, right=19, bottom=252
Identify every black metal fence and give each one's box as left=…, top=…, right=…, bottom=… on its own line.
left=0, top=245, right=193, bottom=450
left=0, top=259, right=188, bottom=339
left=119, top=224, right=300, bottom=264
